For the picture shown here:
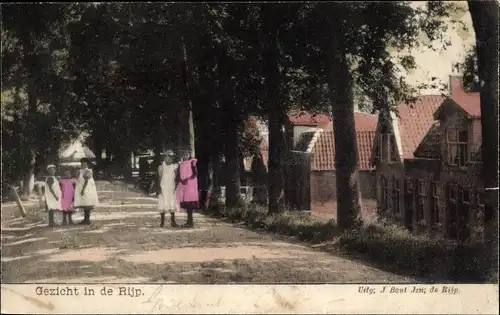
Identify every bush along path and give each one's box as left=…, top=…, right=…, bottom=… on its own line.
left=203, top=202, right=492, bottom=283
left=1, top=181, right=412, bottom=284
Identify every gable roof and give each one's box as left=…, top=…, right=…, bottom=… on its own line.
left=319, top=112, right=378, bottom=132
left=434, top=76, right=481, bottom=119
left=286, top=110, right=331, bottom=126
left=397, top=95, right=445, bottom=159
left=310, top=112, right=378, bottom=171
left=413, top=121, right=442, bottom=159
left=311, top=131, right=376, bottom=171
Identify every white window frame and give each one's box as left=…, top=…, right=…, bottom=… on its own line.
left=446, top=127, right=469, bottom=167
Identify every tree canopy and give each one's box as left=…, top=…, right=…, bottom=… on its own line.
left=2, top=2, right=461, bottom=212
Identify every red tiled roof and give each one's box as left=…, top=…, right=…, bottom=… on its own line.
left=396, top=77, right=480, bottom=159
left=311, top=131, right=376, bottom=171
left=320, top=112, right=378, bottom=132
left=396, top=95, right=445, bottom=159
left=286, top=110, right=332, bottom=126
left=311, top=112, right=378, bottom=171
left=448, top=76, right=481, bottom=117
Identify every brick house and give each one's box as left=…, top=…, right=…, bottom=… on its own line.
left=371, top=76, right=483, bottom=242
left=285, top=111, right=378, bottom=213
left=309, top=113, right=378, bottom=202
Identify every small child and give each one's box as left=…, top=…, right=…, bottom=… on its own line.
left=157, top=151, right=180, bottom=227
left=44, top=165, right=62, bottom=227
left=59, top=169, right=76, bottom=225
left=177, top=150, right=199, bottom=228
left=74, top=158, right=99, bottom=225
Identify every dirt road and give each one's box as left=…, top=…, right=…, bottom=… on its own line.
left=1, top=182, right=412, bottom=283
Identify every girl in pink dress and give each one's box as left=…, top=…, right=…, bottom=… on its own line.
left=177, top=150, right=199, bottom=228
left=59, top=169, right=77, bottom=225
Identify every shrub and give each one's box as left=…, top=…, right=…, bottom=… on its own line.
left=204, top=204, right=489, bottom=282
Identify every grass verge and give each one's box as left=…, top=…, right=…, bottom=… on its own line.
left=204, top=202, right=492, bottom=283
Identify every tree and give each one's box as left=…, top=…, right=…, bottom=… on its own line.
left=2, top=4, right=83, bottom=196
left=468, top=0, right=499, bottom=282
left=261, top=4, right=286, bottom=214
left=287, top=2, right=458, bottom=230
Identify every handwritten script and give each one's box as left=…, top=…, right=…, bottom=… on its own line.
left=142, top=285, right=173, bottom=313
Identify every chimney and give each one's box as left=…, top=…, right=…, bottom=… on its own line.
left=449, top=63, right=464, bottom=96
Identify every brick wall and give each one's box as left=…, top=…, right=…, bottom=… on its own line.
left=310, top=170, right=377, bottom=203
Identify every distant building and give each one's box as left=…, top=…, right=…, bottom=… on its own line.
left=284, top=110, right=378, bottom=211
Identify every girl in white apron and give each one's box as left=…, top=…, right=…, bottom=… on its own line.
left=45, top=165, right=62, bottom=227
left=74, top=158, right=99, bottom=225
left=157, top=151, right=180, bottom=227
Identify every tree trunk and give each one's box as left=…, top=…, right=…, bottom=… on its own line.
left=22, top=67, right=37, bottom=198
left=154, top=114, right=165, bottom=168
left=18, top=28, right=41, bottom=199
left=224, top=117, right=242, bottom=208
left=192, top=61, right=212, bottom=208
left=210, top=151, right=222, bottom=205
left=11, top=185, right=28, bottom=217
left=468, top=0, right=499, bottom=282
left=262, top=4, right=285, bottom=214
left=327, top=19, right=362, bottom=230
left=92, top=128, right=105, bottom=166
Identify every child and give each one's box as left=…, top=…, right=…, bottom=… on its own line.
left=157, top=151, right=180, bottom=227
left=59, top=169, right=76, bottom=225
left=74, top=158, right=99, bottom=225
left=177, top=150, right=199, bottom=228
left=44, top=165, right=62, bottom=227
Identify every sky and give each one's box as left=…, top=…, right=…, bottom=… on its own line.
left=400, top=1, right=476, bottom=94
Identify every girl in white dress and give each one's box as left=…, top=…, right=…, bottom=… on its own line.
left=44, top=165, right=62, bottom=227
left=157, top=151, right=180, bottom=227
left=74, top=158, right=99, bottom=225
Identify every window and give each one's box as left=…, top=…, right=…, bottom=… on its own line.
left=294, top=132, right=316, bottom=152
left=380, top=176, right=389, bottom=210
left=405, top=179, right=414, bottom=194
left=416, top=180, right=427, bottom=221
left=447, top=128, right=469, bottom=166
left=392, top=176, right=400, bottom=215
left=379, top=133, right=396, bottom=163
left=430, top=182, right=442, bottom=224
left=459, top=188, right=472, bottom=241
left=449, top=185, right=457, bottom=202
left=460, top=187, right=471, bottom=219
left=447, top=185, right=458, bottom=239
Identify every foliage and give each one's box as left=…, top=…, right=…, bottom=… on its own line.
left=292, top=2, right=460, bottom=112
left=2, top=3, right=463, bottom=200
left=460, top=46, right=480, bottom=92
left=1, top=3, right=85, bottom=181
